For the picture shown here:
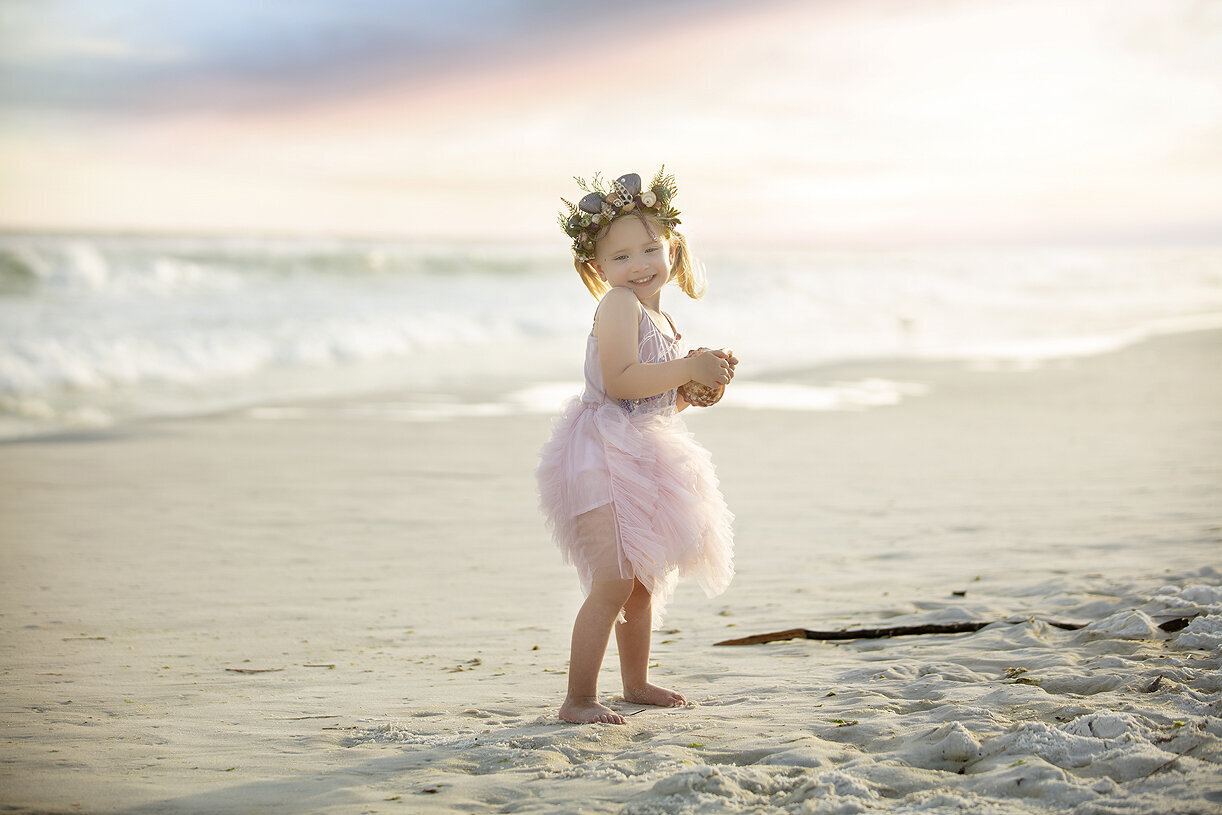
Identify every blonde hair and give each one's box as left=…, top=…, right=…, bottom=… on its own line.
left=574, top=213, right=706, bottom=301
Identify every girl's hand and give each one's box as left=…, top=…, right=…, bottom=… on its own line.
left=713, top=349, right=738, bottom=382
left=688, top=349, right=733, bottom=388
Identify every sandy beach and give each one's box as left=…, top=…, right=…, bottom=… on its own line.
left=1, top=328, right=1220, bottom=814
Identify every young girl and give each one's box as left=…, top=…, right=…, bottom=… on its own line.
left=537, top=169, right=736, bottom=725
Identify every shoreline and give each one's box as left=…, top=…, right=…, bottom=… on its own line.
left=5, top=310, right=1222, bottom=446
left=1, top=328, right=1219, bottom=813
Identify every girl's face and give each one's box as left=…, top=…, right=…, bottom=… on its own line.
left=591, top=215, right=673, bottom=306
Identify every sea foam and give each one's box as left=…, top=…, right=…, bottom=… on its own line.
left=2, top=235, right=1220, bottom=436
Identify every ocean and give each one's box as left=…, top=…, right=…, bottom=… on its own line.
left=2, top=233, right=1220, bottom=439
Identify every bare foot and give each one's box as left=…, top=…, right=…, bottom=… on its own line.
left=559, top=697, right=626, bottom=724
left=623, top=683, right=686, bottom=708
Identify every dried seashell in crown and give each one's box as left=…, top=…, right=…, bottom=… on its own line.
left=559, top=168, right=682, bottom=263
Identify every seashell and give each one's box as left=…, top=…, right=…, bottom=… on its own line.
left=678, top=349, right=725, bottom=407
left=579, top=192, right=605, bottom=213
left=679, top=379, right=724, bottom=407
left=615, top=173, right=642, bottom=197
left=640, top=191, right=657, bottom=207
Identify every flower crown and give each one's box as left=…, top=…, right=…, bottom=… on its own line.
left=559, top=168, right=681, bottom=263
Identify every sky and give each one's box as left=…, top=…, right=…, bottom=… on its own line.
left=1, top=0, right=1220, bottom=248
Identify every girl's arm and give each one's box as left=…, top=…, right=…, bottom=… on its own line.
left=595, top=288, right=730, bottom=401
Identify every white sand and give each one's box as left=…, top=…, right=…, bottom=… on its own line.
left=1, top=330, right=1220, bottom=814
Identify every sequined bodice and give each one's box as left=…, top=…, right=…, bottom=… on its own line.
left=582, top=309, right=683, bottom=416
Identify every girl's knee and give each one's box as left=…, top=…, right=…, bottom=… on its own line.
left=589, top=578, right=635, bottom=608
left=623, top=580, right=652, bottom=612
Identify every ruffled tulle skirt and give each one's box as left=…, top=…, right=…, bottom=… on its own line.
left=536, top=398, right=734, bottom=623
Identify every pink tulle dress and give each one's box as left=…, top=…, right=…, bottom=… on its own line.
left=536, top=305, right=735, bottom=622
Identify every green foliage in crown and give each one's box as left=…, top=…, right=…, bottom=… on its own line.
left=558, top=167, right=681, bottom=263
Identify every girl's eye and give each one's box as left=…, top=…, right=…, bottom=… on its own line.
left=645, top=246, right=659, bottom=253
left=614, top=255, right=628, bottom=261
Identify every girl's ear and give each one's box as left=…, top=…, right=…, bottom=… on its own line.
left=590, top=260, right=606, bottom=281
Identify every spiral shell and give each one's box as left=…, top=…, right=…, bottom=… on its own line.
left=678, top=348, right=725, bottom=407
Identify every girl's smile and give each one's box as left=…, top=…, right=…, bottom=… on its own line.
left=591, top=216, right=673, bottom=308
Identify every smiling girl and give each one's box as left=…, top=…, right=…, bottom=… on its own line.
left=537, top=169, right=737, bottom=724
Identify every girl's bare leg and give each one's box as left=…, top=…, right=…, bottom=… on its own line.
left=560, top=578, right=635, bottom=724
left=615, top=579, right=686, bottom=708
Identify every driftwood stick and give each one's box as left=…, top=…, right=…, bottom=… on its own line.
left=714, top=618, right=1083, bottom=646
left=225, top=667, right=285, bottom=674
left=714, top=614, right=1199, bottom=646
left=716, top=628, right=812, bottom=646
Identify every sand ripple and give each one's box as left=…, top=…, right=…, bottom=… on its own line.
left=335, top=572, right=1220, bottom=814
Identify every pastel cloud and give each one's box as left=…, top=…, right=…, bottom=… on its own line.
left=1, top=0, right=1218, bottom=246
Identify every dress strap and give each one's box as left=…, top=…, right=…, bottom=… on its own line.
left=661, top=311, right=679, bottom=338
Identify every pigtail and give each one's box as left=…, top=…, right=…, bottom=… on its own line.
left=576, top=259, right=610, bottom=300
left=668, top=231, right=706, bottom=300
